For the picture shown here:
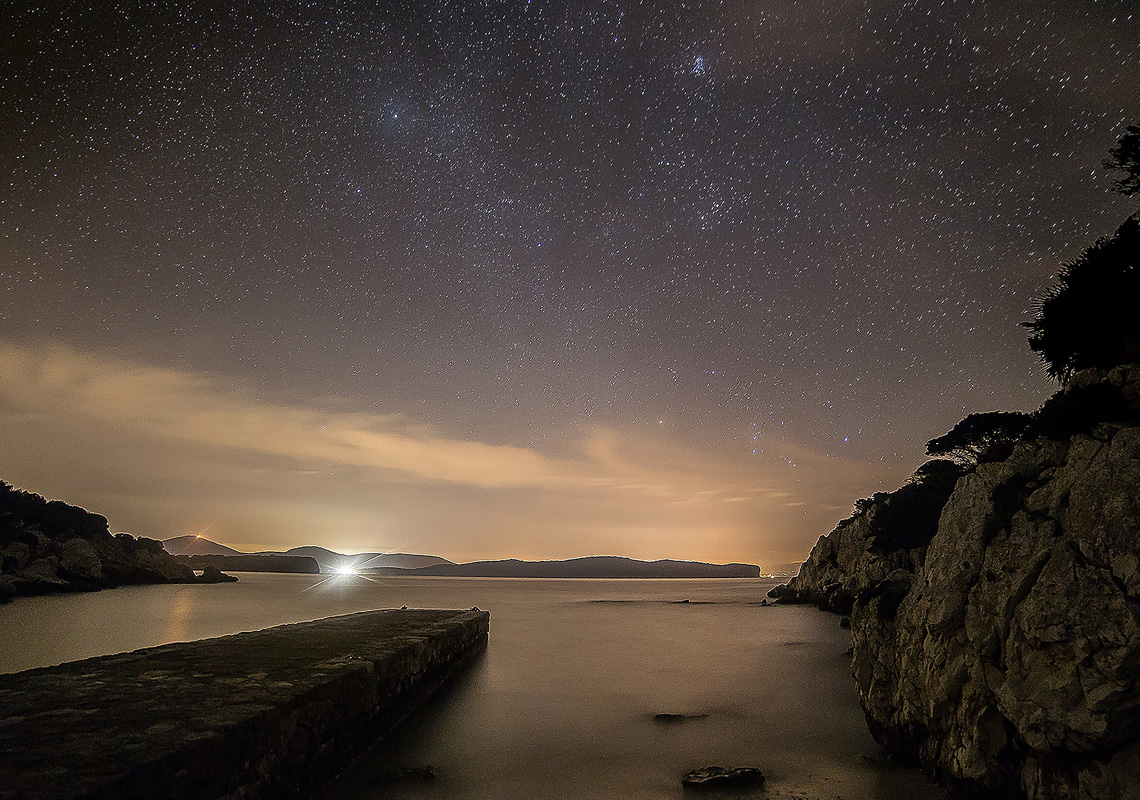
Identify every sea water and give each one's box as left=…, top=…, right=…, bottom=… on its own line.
left=0, top=573, right=946, bottom=799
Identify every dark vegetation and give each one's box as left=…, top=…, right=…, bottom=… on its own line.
left=1023, top=217, right=1140, bottom=382
left=850, top=459, right=967, bottom=556
left=1023, top=126, right=1140, bottom=383
left=925, top=411, right=1032, bottom=466
left=0, top=481, right=225, bottom=602
left=1105, top=124, right=1140, bottom=197
left=1030, top=379, right=1139, bottom=439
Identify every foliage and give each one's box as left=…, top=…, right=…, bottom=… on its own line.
left=1023, top=216, right=1140, bottom=382
left=1, top=480, right=111, bottom=544
left=1030, top=381, right=1138, bottom=440
left=852, top=459, right=968, bottom=556
left=1105, top=124, right=1140, bottom=197
left=1025, top=125, right=1140, bottom=382
left=926, top=411, right=1033, bottom=465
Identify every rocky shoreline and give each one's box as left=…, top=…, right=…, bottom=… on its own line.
left=1, top=482, right=233, bottom=603
left=772, top=365, right=1140, bottom=799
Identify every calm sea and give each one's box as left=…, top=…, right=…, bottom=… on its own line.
left=0, top=573, right=946, bottom=799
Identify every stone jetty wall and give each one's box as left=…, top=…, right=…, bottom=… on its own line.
left=0, top=608, right=489, bottom=800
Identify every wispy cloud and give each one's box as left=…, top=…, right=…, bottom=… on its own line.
left=0, top=342, right=578, bottom=489
left=0, top=341, right=895, bottom=562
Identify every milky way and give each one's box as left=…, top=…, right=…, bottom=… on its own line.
left=1, top=1, right=1137, bottom=562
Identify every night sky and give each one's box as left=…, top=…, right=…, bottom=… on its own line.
left=2, top=1, right=1137, bottom=564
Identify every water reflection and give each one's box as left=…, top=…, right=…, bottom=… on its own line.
left=166, top=586, right=196, bottom=643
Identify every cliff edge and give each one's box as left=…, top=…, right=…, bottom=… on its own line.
left=773, top=365, right=1140, bottom=799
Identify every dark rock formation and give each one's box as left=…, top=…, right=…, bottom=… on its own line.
left=653, top=712, right=708, bottom=723
left=197, top=564, right=239, bottom=583
left=681, top=766, right=765, bottom=789
left=777, top=365, right=1140, bottom=799
left=0, top=482, right=232, bottom=602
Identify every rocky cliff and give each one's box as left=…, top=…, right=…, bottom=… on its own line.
left=0, top=482, right=229, bottom=602
left=768, top=458, right=966, bottom=613
left=773, top=365, right=1140, bottom=799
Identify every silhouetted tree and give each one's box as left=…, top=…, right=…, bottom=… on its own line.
left=1023, top=217, right=1140, bottom=382
left=1024, top=125, right=1140, bottom=382
left=1106, top=124, right=1140, bottom=196
left=926, top=412, right=1032, bottom=465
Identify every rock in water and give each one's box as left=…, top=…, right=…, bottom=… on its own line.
left=377, top=765, right=436, bottom=782
left=654, top=712, right=708, bottom=723
left=197, top=564, right=238, bottom=583
left=681, top=766, right=764, bottom=789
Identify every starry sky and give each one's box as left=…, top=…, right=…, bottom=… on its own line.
left=1, top=0, right=1137, bottom=564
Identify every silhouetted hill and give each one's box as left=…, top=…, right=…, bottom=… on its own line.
left=159, top=537, right=454, bottom=574
left=162, top=535, right=242, bottom=556
left=366, top=555, right=759, bottom=578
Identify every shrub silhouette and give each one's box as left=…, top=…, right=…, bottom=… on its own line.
left=926, top=411, right=1032, bottom=465
left=1023, top=216, right=1140, bottom=382
left=852, top=459, right=967, bottom=556
left=1106, top=124, right=1140, bottom=197
left=1024, top=125, right=1140, bottom=382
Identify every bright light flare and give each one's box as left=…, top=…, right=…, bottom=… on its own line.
left=335, top=564, right=358, bottom=576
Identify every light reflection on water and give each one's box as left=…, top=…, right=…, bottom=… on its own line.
left=0, top=574, right=946, bottom=800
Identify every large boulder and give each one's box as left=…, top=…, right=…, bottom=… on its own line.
left=14, top=556, right=67, bottom=593
left=133, top=547, right=197, bottom=583
left=60, top=537, right=104, bottom=583
left=1, top=541, right=30, bottom=571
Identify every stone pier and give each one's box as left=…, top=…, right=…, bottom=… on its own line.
left=0, top=608, right=489, bottom=800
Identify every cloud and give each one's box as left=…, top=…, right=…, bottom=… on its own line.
left=0, top=341, right=896, bottom=561
left=0, top=342, right=579, bottom=489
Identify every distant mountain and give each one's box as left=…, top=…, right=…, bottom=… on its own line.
left=366, top=555, right=760, bottom=578
left=277, top=546, right=453, bottom=572
left=161, top=535, right=242, bottom=556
